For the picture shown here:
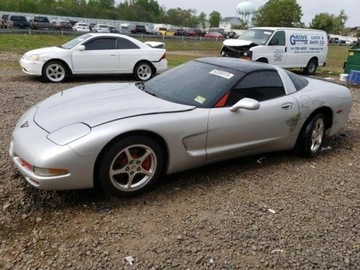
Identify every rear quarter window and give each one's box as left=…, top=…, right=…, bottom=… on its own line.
left=285, top=70, right=309, bottom=91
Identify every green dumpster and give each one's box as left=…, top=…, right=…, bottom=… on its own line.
left=344, top=41, right=360, bottom=74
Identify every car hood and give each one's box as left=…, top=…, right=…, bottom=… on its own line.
left=24, top=46, right=66, bottom=56
left=34, top=83, right=195, bottom=132
left=223, top=39, right=254, bottom=47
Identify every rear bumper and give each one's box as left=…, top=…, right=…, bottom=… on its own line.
left=153, top=59, right=168, bottom=73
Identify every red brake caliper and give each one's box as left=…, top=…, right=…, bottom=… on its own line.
left=142, top=156, right=151, bottom=170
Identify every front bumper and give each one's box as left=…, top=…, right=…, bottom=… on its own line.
left=9, top=108, right=96, bottom=190
left=20, top=58, right=44, bottom=76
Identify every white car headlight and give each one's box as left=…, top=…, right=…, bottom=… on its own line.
left=24, top=54, right=41, bottom=61
left=47, top=123, right=91, bottom=146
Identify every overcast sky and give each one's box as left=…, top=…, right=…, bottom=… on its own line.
left=152, top=0, right=359, bottom=27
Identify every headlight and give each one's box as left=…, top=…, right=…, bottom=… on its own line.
left=24, top=54, right=41, bottom=61
left=47, top=123, right=91, bottom=146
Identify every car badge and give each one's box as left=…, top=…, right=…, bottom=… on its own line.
left=20, top=121, right=29, bottom=128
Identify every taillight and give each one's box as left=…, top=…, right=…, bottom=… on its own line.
left=161, top=52, right=166, bottom=60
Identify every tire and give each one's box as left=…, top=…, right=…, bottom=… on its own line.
left=303, top=59, right=318, bottom=75
left=134, top=62, right=153, bottom=81
left=296, top=113, right=326, bottom=157
left=42, top=61, right=67, bottom=83
left=98, top=136, right=164, bottom=197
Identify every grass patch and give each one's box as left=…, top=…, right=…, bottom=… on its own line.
left=0, top=33, right=74, bottom=53
left=317, top=45, right=349, bottom=75
left=167, top=55, right=198, bottom=68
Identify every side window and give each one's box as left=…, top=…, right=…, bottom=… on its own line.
left=226, top=70, right=285, bottom=105
left=84, top=38, right=116, bottom=50
left=117, top=38, right=139, bottom=49
left=269, top=31, right=285, bottom=46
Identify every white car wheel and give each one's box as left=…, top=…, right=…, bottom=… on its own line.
left=43, top=61, right=67, bottom=83
left=134, top=62, right=153, bottom=81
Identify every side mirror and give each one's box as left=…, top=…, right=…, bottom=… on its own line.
left=230, top=98, right=260, bottom=112
left=75, top=45, right=85, bottom=51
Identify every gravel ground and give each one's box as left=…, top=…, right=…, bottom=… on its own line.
left=0, top=60, right=359, bottom=269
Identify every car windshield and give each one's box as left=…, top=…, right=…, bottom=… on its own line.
left=60, top=34, right=92, bottom=49
left=239, top=29, right=274, bottom=45
left=143, top=60, right=241, bottom=108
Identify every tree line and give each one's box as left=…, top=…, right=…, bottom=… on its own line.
left=0, top=0, right=221, bottom=28
left=0, top=0, right=357, bottom=35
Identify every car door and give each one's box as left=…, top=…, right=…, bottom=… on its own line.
left=72, top=37, right=119, bottom=73
left=116, top=37, right=142, bottom=73
left=206, top=70, right=299, bottom=162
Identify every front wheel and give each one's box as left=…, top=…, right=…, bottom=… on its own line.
left=134, top=62, right=153, bottom=81
left=42, top=61, right=68, bottom=83
left=98, top=136, right=164, bottom=197
left=295, top=113, right=326, bottom=157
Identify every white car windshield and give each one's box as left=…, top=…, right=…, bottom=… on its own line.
left=61, top=34, right=92, bottom=49
left=239, top=29, right=274, bottom=45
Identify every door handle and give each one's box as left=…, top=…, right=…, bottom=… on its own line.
left=281, top=102, right=293, bottom=110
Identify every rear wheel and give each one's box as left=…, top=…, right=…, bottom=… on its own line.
left=296, top=113, right=326, bottom=157
left=42, top=61, right=67, bottom=83
left=134, top=62, right=153, bottom=81
left=303, top=59, right=318, bottom=75
left=98, top=136, right=164, bottom=197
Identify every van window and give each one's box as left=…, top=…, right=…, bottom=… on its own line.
left=226, top=70, right=285, bottom=104
left=269, top=31, right=285, bottom=46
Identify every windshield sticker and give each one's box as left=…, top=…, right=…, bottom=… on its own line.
left=194, top=96, right=206, bottom=104
left=210, top=69, right=234, bottom=79
left=264, top=31, right=272, bottom=35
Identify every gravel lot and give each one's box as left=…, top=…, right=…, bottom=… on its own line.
left=0, top=58, right=359, bottom=269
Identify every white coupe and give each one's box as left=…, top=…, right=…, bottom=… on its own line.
left=20, top=33, right=168, bottom=82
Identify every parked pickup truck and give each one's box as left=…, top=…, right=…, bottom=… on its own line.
left=30, top=16, right=53, bottom=30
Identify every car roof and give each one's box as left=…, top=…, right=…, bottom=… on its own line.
left=86, top=33, right=131, bottom=38
left=195, top=57, right=277, bottom=73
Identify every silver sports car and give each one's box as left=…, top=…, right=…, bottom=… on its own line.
left=10, top=57, right=352, bottom=196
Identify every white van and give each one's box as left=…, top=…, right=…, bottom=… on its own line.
left=221, top=27, right=328, bottom=75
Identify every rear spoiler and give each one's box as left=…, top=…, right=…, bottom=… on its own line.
left=145, top=41, right=165, bottom=49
